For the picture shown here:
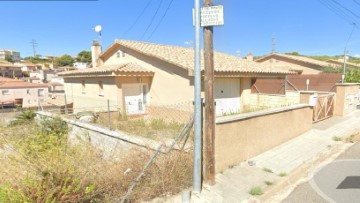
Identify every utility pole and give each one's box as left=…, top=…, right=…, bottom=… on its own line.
left=30, top=39, right=38, bottom=57
left=342, top=23, right=356, bottom=83
left=193, top=0, right=202, bottom=193
left=203, top=0, right=215, bottom=185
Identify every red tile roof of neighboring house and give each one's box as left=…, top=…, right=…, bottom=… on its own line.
left=0, top=77, right=48, bottom=89
left=58, top=63, right=154, bottom=76
left=99, top=39, right=295, bottom=75
left=47, top=82, right=63, bottom=86
left=0, top=59, right=20, bottom=68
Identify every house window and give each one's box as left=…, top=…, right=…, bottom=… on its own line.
left=38, top=89, right=44, bottom=97
left=81, top=80, right=86, bottom=94
left=116, top=51, right=121, bottom=58
left=27, top=89, right=30, bottom=94
left=98, top=81, right=104, bottom=96
left=122, top=51, right=126, bottom=57
left=2, top=90, right=10, bottom=95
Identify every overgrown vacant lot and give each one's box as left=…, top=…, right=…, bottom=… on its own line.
left=0, top=112, right=193, bottom=202
left=97, top=112, right=186, bottom=141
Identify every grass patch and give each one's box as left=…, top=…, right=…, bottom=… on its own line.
left=264, top=181, right=273, bottom=186
left=263, top=167, right=273, bottom=173
left=97, top=113, right=185, bottom=141
left=333, top=136, right=342, bottom=142
left=249, top=186, right=263, bottom=196
left=279, top=172, right=287, bottom=177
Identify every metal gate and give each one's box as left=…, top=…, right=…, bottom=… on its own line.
left=313, top=93, right=335, bottom=122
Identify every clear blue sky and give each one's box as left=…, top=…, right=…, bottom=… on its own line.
left=0, top=0, right=359, bottom=58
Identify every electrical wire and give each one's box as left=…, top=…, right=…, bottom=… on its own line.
left=147, top=0, right=175, bottom=40
left=140, top=0, right=164, bottom=40
left=329, top=0, right=360, bottom=19
left=354, top=0, right=360, bottom=7
left=124, top=0, right=155, bottom=37
left=318, top=0, right=359, bottom=26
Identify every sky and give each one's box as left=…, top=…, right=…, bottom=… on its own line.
left=0, top=0, right=360, bottom=58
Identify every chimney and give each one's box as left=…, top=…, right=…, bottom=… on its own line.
left=91, top=40, right=102, bottom=68
left=246, top=52, right=253, bottom=61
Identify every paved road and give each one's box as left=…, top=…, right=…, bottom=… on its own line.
left=283, top=142, right=360, bottom=203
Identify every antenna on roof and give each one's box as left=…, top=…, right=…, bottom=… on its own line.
left=272, top=34, right=276, bottom=53
left=94, top=25, right=102, bottom=39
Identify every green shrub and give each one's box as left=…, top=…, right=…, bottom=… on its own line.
left=39, top=116, right=68, bottom=137
left=11, top=110, right=36, bottom=125
left=249, top=186, right=263, bottom=196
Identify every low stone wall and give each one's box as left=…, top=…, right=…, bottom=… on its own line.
left=215, top=104, right=312, bottom=173
left=36, top=112, right=164, bottom=158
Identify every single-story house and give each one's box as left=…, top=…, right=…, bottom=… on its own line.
left=255, top=53, right=339, bottom=74
left=59, top=40, right=295, bottom=116
left=0, top=77, right=49, bottom=108
left=0, top=59, right=22, bottom=78
left=14, top=62, right=39, bottom=73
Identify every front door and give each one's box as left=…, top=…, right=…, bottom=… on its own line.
left=123, top=84, right=147, bottom=115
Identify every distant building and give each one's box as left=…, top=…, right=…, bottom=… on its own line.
left=0, top=49, right=21, bottom=61
left=255, top=53, right=339, bottom=74
left=0, top=59, right=22, bottom=78
left=0, top=76, right=48, bottom=108
left=73, top=62, right=88, bottom=69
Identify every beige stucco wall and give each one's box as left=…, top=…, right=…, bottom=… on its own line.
left=215, top=105, right=313, bottom=173
left=103, top=47, right=194, bottom=105
left=64, top=77, right=120, bottom=112
left=334, top=84, right=359, bottom=116
left=0, top=87, right=48, bottom=108
left=258, top=58, right=322, bottom=74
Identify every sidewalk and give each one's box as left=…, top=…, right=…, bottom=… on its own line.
left=170, top=110, right=360, bottom=203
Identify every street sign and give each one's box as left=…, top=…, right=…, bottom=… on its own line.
left=201, top=5, right=224, bottom=27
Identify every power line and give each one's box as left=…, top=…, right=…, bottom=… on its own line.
left=329, top=0, right=360, bottom=19
left=318, top=0, right=359, bottom=25
left=354, top=0, right=360, bottom=7
left=124, top=0, right=155, bottom=37
left=140, top=0, right=164, bottom=40
left=147, top=0, right=175, bottom=40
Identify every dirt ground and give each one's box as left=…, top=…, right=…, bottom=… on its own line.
left=346, top=133, right=360, bottom=143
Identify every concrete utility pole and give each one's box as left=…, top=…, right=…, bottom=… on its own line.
left=203, top=0, right=216, bottom=184
left=193, top=0, right=202, bottom=193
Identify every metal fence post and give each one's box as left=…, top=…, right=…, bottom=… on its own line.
left=64, top=94, right=68, bottom=115
left=108, top=99, right=111, bottom=130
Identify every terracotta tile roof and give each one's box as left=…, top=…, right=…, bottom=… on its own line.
left=0, top=59, right=20, bottom=68
left=58, top=63, right=154, bottom=76
left=0, top=77, right=48, bottom=89
left=256, top=53, right=334, bottom=68
left=326, top=59, right=360, bottom=68
left=100, top=39, right=295, bottom=75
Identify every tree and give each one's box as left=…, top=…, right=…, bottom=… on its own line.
left=345, top=69, right=360, bottom=83
left=76, top=51, right=91, bottom=63
left=285, top=51, right=300, bottom=56
left=54, top=54, right=75, bottom=67
left=5, top=55, right=14, bottom=62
